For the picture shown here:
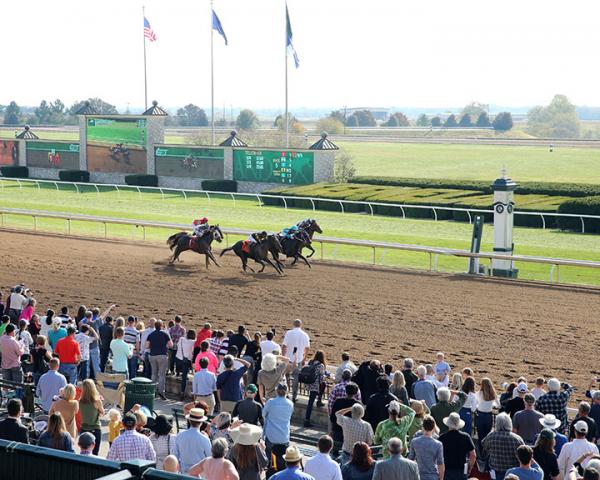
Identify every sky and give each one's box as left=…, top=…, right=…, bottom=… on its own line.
left=2, top=0, right=600, bottom=113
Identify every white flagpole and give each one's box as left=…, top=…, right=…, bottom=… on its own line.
left=143, top=6, right=148, bottom=111
left=211, top=0, right=215, bottom=145
left=285, top=2, right=289, bottom=148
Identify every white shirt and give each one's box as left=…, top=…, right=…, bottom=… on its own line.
left=557, top=438, right=599, bottom=478
left=476, top=392, right=500, bottom=412
left=282, top=327, right=310, bottom=363
left=75, top=333, right=95, bottom=361
left=176, top=338, right=195, bottom=361
left=304, top=452, right=343, bottom=480
left=9, top=292, right=27, bottom=311
left=531, top=387, right=546, bottom=401
left=260, top=339, right=281, bottom=356
left=140, top=328, right=154, bottom=354
left=335, top=361, right=358, bottom=383
left=463, top=391, right=478, bottom=411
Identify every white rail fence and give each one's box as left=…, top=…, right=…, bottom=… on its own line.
left=1, top=208, right=599, bottom=285
left=0, top=178, right=597, bottom=233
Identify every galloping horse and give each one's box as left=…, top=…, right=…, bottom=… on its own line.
left=271, top=230, right=313, bottom=269
left=220, top=234, right=284, bottom=275
left=295, top=219, right=323, bottom=258
left=167, top=225, right=223, bottom=269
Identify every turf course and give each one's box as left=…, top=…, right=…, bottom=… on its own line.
left=0, top=180, right=598, bottom=286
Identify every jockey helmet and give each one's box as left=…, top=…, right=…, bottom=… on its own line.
left=200, top=217, right=208, bottom=224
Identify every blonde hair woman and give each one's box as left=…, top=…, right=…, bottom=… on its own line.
left=450, top=372, right=463, bottom=390
left=79, top=379, right=104, bottom=455
left=390, top=371, right=409, bottom=406
left=475, top=377, right=499, bottom=451
left=49, top=383, right=79, bottom=439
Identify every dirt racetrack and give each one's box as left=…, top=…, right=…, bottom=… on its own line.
left=2, top=229, right=599, bottom=398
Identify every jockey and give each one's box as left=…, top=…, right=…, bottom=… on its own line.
left=281, top=225, right=300, bottom=239
left=296, top=218, right=314, bottom=230
left=247, top=230, right=268, bottom=244
left=192, top=217, right=210, bottom=237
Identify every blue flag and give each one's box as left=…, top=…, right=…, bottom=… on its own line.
left=286, top=4, right=300, bottom=68
left=212, top=9, right=228, bottom=45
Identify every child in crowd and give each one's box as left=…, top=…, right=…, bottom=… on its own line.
left=107, top=409, right=122, bottom=446
left=434, top=352, right=451, bottom=386
left=531, top=377, right=546, bottom=400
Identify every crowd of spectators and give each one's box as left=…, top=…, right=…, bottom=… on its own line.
left=1, top=284, right=600, bottom=480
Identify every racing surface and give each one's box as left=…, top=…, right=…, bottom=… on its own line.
left=2, top=229, right=599, bottom=397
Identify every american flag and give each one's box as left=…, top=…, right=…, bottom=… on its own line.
left=144, top=17, right=157, bottom=42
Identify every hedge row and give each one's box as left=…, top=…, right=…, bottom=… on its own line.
left=59, top=170, right=90, bottom=182
left=558, top=197, right=600, bottom=233
left=124, top=174, right=158, bottom=187
left=201, top=180, right=237, bottom=192
left=0, top=166, right=28, bottom=178
left=263, top=183, right=595, bottom=230
left=351, top=176, right=600, bottom=198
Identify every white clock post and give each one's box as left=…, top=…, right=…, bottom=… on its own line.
left=491, top=168, right=519, bottom=278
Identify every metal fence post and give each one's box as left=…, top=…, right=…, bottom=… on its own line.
left=339, top=201, right=344, bottom=214
left=256, top=195, right=262, bottom=207
left=372, top=247, right=376, bottom=265
left=580, top=217, right=585, bottom=234
left=540, top=214, right=546, bottom=229
left=368, top=203, right=374, bottom=216
left=310, top=198, right=316, bottom=213
left=432, top=208, right=438, bottom=221
left=230, top=193, right=236, bottom=208
left=282, top=197, right=288, bottom=211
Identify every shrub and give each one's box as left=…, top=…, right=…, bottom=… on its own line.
left=125, top=174, right=158, bottom=187
left=557, top=196, right=600, bottom=233
left=201, top=179, right=237, bottom=192
left=59, top=170, right=89, bottom=182
left=0, top=166, right=28, bottom=178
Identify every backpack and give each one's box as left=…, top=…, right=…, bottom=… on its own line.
left=299, top=361, right=319, bottom=384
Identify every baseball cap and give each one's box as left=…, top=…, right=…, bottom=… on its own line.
left=122, top=413, right=137, bottom=428
left=246, top=384, right=258, bottom=394
left=575, top=420, right=589, bottom=433
left=388, top=400, right=401, bottom=413
left=516, top=383, right=529, bottom=393
left=78, top=432, right=96, bottom=449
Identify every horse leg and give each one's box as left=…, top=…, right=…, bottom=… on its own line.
left=306, top=245, right=316, bottom=258
left=264, top=258, right=283, bottom=275
left=242, top=256, right=255, bottom=273
left=205, top=254, right=209, bottom=270
left=254, top=259, right=266, bottom=273
left=291, top=256, right=298, bottom=266
left=170, top=245, right=182, bottom=264
left=298, top=253, right=311, bottom=269
left=207, top=250, right=221, bottom=267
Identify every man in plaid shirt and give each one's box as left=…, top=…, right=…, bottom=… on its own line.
left=168, top=315, right=186, bottom=375
left=535, top=378, right=574, bottom=434
left=107, top=413, right=156, bottom=462
left=482, top=412, right=524, bottom=480
left=328, top=369, right=362, bottom=415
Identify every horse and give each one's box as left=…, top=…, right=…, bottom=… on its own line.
left=271, top=230, right=313, bottom=269
left=295, top=219, right=323, bottom=258
left=220, top=234, right=284, bottom=275
left=166, top=225, right=223, bottom=269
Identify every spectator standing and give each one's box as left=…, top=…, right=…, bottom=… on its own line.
left=75, top=324, right=98, bottom=381
left=78, top=432, right=97, bottom=457
left=110, top=327, right=133, bottom=378
left=482, top=412, right=525, bottom=480
left=124, top=316, right=141, bottom=379
left=145, top=320, right=173, bottom=400
left=401, top=359, right=418, bottom=397
left=176, top=329, right=196, bottom=400
left=413, top=365, right=437, bottom=408
left=335, top=404, right=374, bottom=464
left=459, top=376, right=477, bottom=435
left=31, top=335, right=52, bottom=386
left=364, top=376, right=399, bottom=431
left=533, top=429, right=560, bottom=480
left=505, top=383, right=529, bottom=418
left=56, top=306, right=72, bottom=328
left=108, top=409, right=122, bottom=446
left=352, top=360, right=382, bottom=402
left=85, top=306, right=114, bottom=380
left=263, top=383, right=294, bottom=460
left=330, top=383, right=362, bottom=457
left=27, top=314, right=41, bottom=341
left=233, top=384, right=263, bottom=426
left=329, top=370, right=362, bottom=415
left=390, top=371, right=409, bottom=406
left=49, top=383, right=79, bottom=440
left=0, top=292, right=4, bottom=319
left=258, top=353, right=290, bottom=403
left=475, top=377, right=500, bottom=451
left=374, top=401, right=415, bottom=459
left=78, top=379, right=104, bottom=456
left=188, top=437, right=240, bottom=480
left=74, top=305, right=87, bottom=328
left=107, top=412, right=156, bottom=462
left=538, top=414, right=568, bottom=457
left=341, top=442, right=377, bottom=480
left=229, top=325, right=250, bottom=357
left=194, top=340, right=219, bottom=373
left=193, top=357, right=218, bottom=415
left=430, top=387, right=467, bottom=435
left=407, top=400, right=429, bottom=442
left=408, top=415, right=445, bottom=480
left=269, top=445, right=314, bottom=480
left=535, top=378, right=574, bottom=434
left=0, top=398, right=29, bottom=443
left=439, top=412, right=476, bottom=480
left=0, top=315, right=9, bottom=337
left=38, top=412, right=75, bottom=452
left=16, top=319, right=34, bottom=358
left=372, top=437, right=419, bottom=480
left=173, top=408, right=212, bottom=473
left=260, top=330, right=280, bottom=357
left=305, top=435, right=343, bottom=480
left=229, top=423, right=268, bottom=480
left=194, top=322, right=213, bottom=355
left=36, top=358, right=67, bottom=412
left=281, top=319, right=311, bottom=402
left=149, top=415, right=176, bottom=470
left=217, top=354, right=250, bottom=413
left=168, top=315, right=185, bottom=376
left=335, top=352, right=358, bottom=383
left=304, top=350, right=329, bottom=428
left=48, top=318, right=67, bottom=352
left=18, top=297, right=36, bottom=323
left=586, top=389, right=600, bottom=434
left=140, top=321, right=155, bottom=378
left=513, top=394, right=544, bottom=445
left=99, top=316, right=114, bottom=372
left=532, top=378, right=547, bottom=401
left=506, top=445, right=544, bottom=480
left=8, top=286, right=27, bottom=323
left=569, top=402, right=597, bottom=442
left=557, top=421, right=599, bottom=479
left=0, top=323, right=24, bottom=383
left=54, top=326, right=81, bottom=384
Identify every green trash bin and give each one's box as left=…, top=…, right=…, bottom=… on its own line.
left=124, top=377, right=156, bottom=413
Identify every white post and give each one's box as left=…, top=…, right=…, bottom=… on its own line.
left=491, top=168, right=519, bottom=278
left=284, top=1, right=289, bottom=148
left=211, top=0, right=215, bottom=145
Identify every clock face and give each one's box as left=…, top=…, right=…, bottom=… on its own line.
left=507, top=205, right=513, bottom=214
left=496, top=204, right=505, bottom=214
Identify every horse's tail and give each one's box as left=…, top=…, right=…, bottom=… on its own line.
left=219, top=246, right=233, bottom=257
left=167, top=232, right=186, bottom=250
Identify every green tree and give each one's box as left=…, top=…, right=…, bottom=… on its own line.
left=176, top=104, right=208, bottom=126
left=431, top=116, right=441, bottom=127
left=384, top=112, right=410, bottom=127
left=527, top=94, right=580, bottom=138
left=345, top=114, right=359, bottom=127
left=458, top=113, right=473, bottom=127
left=4, top=101, right=21, bottom=125
left=317, top=117, right=344, bottom=135
left=461, top=102, right=488, bottom=117
left=34, top=100, right=53, bottom=124
left=492, top=112, right=514, bottom=131
left=236, top=109, right=260, bottom=130
left=476, top=111, right=491, bottom=127
left=416, top=114, right=430, bottom=127
left=274, top=113, right=298, bottom=129
left=329, top=110, right=346, bottom=123
left=444, top=114, right=458, bottom=127
left=333, top=150, right=356, bottom=183
left=347, top=110, right=375, bottom=127
left=68, top=98, right=118, bottom=115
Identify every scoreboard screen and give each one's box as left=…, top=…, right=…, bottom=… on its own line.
left=233, top=149, right=314, bottom=185
left=87, top=117, right=147, bottom=147
left=155, top=146, right=224, bottom=179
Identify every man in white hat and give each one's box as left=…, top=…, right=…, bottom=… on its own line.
left=538, top=414, right=568, bottom=456
left=439, top=412, right=476, bottom=480
left=305, top=435, right=342, bottom=480
left=270, top=445, right=315, bottom=480
left=504, top=383, right=529, bottom=418
left=173, top=408, right=211, bottom=473
left=373, top=437, right=420, bottom=480
left=557, top=420, right=599, bottom=479
left=535, top=378, right=574, bottom=434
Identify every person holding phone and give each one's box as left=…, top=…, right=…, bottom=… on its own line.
left=281, top=319, right=310, bottom=403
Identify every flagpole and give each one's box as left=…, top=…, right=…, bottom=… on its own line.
left=211, top=0, right=215, bottom=145
left=143, top=5, right=148, bottom=111
left=285, top=2, right=289, bottom=148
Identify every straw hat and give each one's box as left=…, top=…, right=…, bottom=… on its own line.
left=443, top=412, right=465, bottom=430
left=185, top=408, right=207, bottom=423
left=283, top=445, right=302, bottom=462
left=231, top=423, right=263, bottom=446
left=539, top=414, right=561, bottom=430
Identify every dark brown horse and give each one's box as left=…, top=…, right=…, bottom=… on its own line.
left=219, top=234, right=284, bottom=274
left=295, top=219, right=323, bottom=258
left=167, top=225, right=223, bottom=269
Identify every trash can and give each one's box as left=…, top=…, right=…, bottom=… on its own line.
left=124, top=377, right=156, bottom=413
